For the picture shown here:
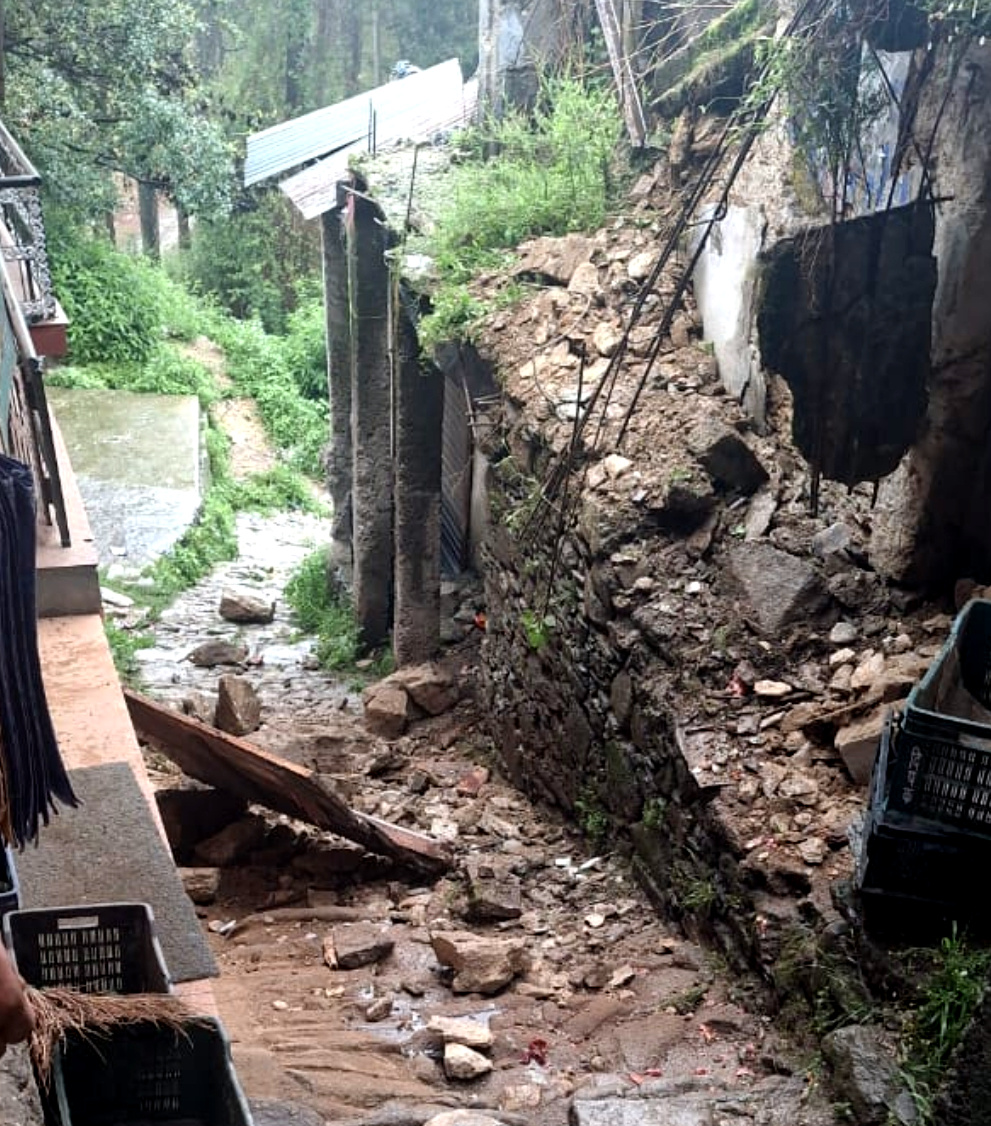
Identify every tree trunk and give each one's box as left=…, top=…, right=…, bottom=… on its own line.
left=177, top=206, right=192, bottom=252
left=138, top=182, right=161, bottom=262
left=342, top=0, right=362, bottom=95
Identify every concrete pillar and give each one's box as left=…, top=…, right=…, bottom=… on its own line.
left=321, top=204, right=353, bottom=582
left=392, top=287, right=444, bottom=666
left=345, top=190, right=393, bottom=650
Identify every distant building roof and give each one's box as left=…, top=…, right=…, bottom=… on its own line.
left=279, top=77, right=478, bottom=221
left=244, top=59, right=470, bottom=190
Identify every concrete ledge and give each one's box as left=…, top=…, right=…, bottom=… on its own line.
left=36, top=411, right=101, bottom=618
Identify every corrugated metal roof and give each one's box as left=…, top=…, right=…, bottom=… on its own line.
left=279, top=77, right=479, bottom=221
left=245, top=59, right=466, bottom=187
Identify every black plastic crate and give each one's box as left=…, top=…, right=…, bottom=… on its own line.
left=46, top=1016, right=253, bottom=1126
left=3, top=903, right=171, bottom=994
left=903, top=598, right=991, bottom=742
left=0, top=846, right=20, bottom=916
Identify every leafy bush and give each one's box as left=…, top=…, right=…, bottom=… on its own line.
left=282, top=295, right=328, bottom=402
left=186, top=189, right=320, bottom=334
left=48, top=344, right=217, bottom=407
left=50, top=232, right=163, bottom=364
left=418, top=74, right=623, bottom=347
left=285, top=547, right=359, bottom=670
left=210, top=315, right=328, bottom=475
left=231, top=467, right=324, bottom=514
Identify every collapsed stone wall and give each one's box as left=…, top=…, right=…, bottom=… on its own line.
left=467, top=211, right=941, bottom=992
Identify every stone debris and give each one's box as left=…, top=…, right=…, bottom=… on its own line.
left=219, top=588, right=276, bottom=624
left=834, top=709, right=889, bottom=785
left=687, top=410, right=769, bottom=495
left=424, top=1112, right=505, bottom=1126
left=427, top=1016, right=494, bottom=1051
left=215, top=674, right=262, bottom=736
left=822, top=1025, right=917, bottom=1126
left=193, top=814, right=268, bottom=867
left=385, top=664, right=459, bottom=716
left=465, top=858, right=523, bottom=921
left=362, top=684, right=414, bottom=739
left=430, top=930, right=529, bottom=994
left=186, top=639, right=248, bottom=667
left=180, top=866, right=221, bottom=905
left=728, top=543, right=829, bottom=634
left=326, top=923, right=395, bottom=970
left=443, top=1043, right=493, bottom=1081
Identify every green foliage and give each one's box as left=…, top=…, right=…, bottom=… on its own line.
left=901, top=928, right=991, bottom=1123
left=49, top=345, right=216, bottom=407
left=209, top=315, right=328, bottom=475
left=520, top=609, right=555, bottom=651
left=103, top=619, right=154, bottom=686
left=285, top=548, right=360, bottom=671
left=7, top=0, right=232, bottom=221
left=419, top=75, right=623, bottom=349
left=575, top=789, right=610, bottom=846
left=186, top=190, right=321, bottom=333
left=50, top=233, right=163, bottom=364
left=230, top=467, right=325, bottom=515
left=281, top=295, right=329, bottom=402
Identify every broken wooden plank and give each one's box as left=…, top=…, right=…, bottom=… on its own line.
left=124, top=689, right=451, bottom=877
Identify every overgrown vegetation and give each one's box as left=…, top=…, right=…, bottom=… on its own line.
left=900, top=929, right=991, bottom=1123
left=284, top=548, right=360, bottom=671
left=418, top=75, right=624, bottom=348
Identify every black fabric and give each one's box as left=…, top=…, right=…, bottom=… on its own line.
left=0, top=455, right=77, bottom=845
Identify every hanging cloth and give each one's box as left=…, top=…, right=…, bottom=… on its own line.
left=0, top=454, right=77, bottom=846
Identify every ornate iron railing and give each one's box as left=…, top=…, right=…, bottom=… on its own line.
left=0, top=253, right=69, bottom=546
left=0, top=120, right=56, bottom=323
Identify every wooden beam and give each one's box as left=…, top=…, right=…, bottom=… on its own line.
left=124, top=690, right=452, bottom=877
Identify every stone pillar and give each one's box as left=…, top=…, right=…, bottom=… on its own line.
left=321, top=203, right=353, bottom=582
left=345, top=189, right=393, bottom=650
left=872, top=42, right=991, bottom=587
left=392, top=287, right=444, bottom=666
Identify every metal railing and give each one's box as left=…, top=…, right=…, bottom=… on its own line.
left=0, top=240, right=69, bottom=547
left=0, top=120, right=56, bottom=323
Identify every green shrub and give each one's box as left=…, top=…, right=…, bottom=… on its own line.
left=186, top=189, right=320, bottom=333
left=50, top=233, right=163, bottom=364
left=285, top=547, right=359, bottom=669
left=120, top=345, right=217, bottom=405
left=282, top=295, right=328, bottom=402
left=231, top=466, right=324, bottom=514
left=211, top=315, right=328, bottom=475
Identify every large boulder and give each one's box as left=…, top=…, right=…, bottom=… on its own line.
left=215, top=675, right=262, bottom=736
left=219, top=589, right=276, bottom=624
left=430, top=930, right=529, bottom=994
left=728, top=543, right=829, bottom=634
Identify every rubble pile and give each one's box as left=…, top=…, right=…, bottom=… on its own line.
left=470, top=173, right=955, bottom=980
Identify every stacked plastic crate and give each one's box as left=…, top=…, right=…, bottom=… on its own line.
left=2, top=903, right=253, bottom=1126
left=859, top=599, right=991, bottom=934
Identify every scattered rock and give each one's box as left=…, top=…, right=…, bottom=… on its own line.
left=364, top=994, right=394, bottom=1022
left=744, top=490, right=778, bottom=540
left=181, top=690, right=217, bottom=725
left=180, top=867, right=221, bottom=905
left=101, top=586, right=134, bottom=609
left=385, top=664, right=459, bottom=715
left=424, top=1114, right=505, bottom=1126
left=569, top=261, right=601, bottom=298
left=603, top=454, right=633, bottom=480
left=156, top=785, right=247, bottom=860
left=219, top=589, right=276, bottom=625
left=822, top=1025, right=917, bottom=1126
left=813, top=522, right=852, bottom=558
left=193, top=814, right=268, bottom=867
left=754, top=680, right=792, bottom=699
left=466, top=858, right=523, bottom=921
left=443, top=1042, right=493, bottom=1081
left=456, top=765, right=490, bottom=797
left=362, top=684, right=413, bottom=739
left=515, top=233, right=595, bottom=286
left=687, top=411, right=769, bottom=495
left=830, top=621, right=859, bottom=645
left=328, top=923, right=395, bottom=970
left=215, top=675, right=262, bottom=736
left=798, top=838, right=826, bottom=865
left=593, top=321, right=623, bottom=358
left=851, top=652, right=886, bottom=692
left=427, top=1015, right=494, bottom=1050
left=430, top=930, right=529, bottom=994
left=627, top=250, right=656, bottom=281
left=728, top=543, right=829, bottom=634
left=186, top=639, right=248, bottom=667
left=835, top=710, right=888, bottom=785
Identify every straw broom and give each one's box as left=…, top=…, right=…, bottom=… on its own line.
left=27, top=986, right=203, bottom=1083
